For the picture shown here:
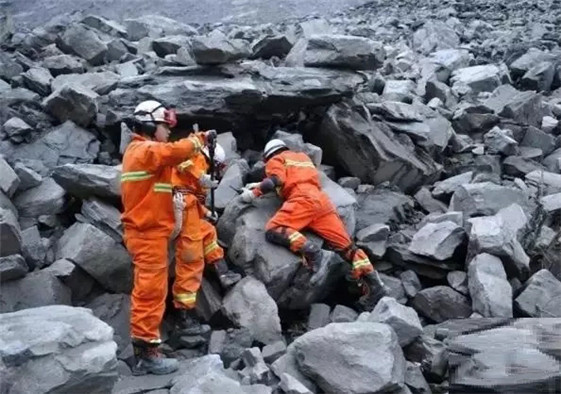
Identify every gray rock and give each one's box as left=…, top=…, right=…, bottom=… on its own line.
left=86, top=293, right=131, bottom=354
left=409, top=221, right=466, bottom=261
left=338, top=177, right=361, bottom=190
left=51, top=71, right=120, bottom=94
left=56, top=222, right=132, bottom=293
left=0, top=208, right=21, bottom=258
left=60, top=23, right=108, bottom=65
left=514, top=269, right=561, bottom=317
left=412, top=286, right=472, bottom=323
left=0, top=305, right=118, bottom=393
left=52, top=163, right=120, bottom=199
left=483, top=126, right=518, bottom=155
left=272, top=343, right=316, bottom=392
left=320, top=103, right=440, bottom=193
left=499, top=91, right=545, bottom=128
left=293, top=322, right=406, bottom=393
left=467, top=214, right=530, bottom=280
left=521, top=61, right=556, bottom=92
left=0, top=254, right=28, bottom=282
left=503, top=156, right=545, bottom=178
left=468, top=253, right=513, bottom=318
left=542, top=148, right=561, bottom=172
left=450, top=64, right=510, bottom=95
left=0, top=268, right=71, bottom=312
left=22, top=67, right=53, bottom=96
left=43, top=54, right=85, bottom=76
left=3, top=117, right=33, bottom=144
left=280, top=373, right=313, bottom=394
left=447, top=271, right=468, bottom=296
left=356, top=223, right=390, bottom=258
left=541, top=193, right=561, bottom=213
left=196, top=278, right=223, bottom=323
left=44, top=259, right=96, bottom=303
left=81, top=15, right=127, bottom=38
left=449, top=182, right=529, bottom=218
left=13, top=177, right=66, bottom=218
left=20, top=225, right=47, bottom=269
left=526, top=170, right=561, bottom=195
left=400, top=270, right=422, bottom=298
left=521, top=126, right=556, bottom=156
left=308, top=303, right=331, bottom=331
left=124, top=15, right=198, bottom=41
left=404, top=335, right=448, bottom=382
left=510, top=48, right=557, bottom=79
left=80, top=197, right=123, bottom=242
left=214, top=160, right=249, bottom=211
left=330, top=304, right=358, bottom=323
left=0, top=155, right=19, bottom=197
left=272, top=130, right=323, bottom=167
left=222, top=276, right=283, bottom=345
left=380, top=273, right=408, bottom=305
left=369, top=297, right=423, bottom=347
left=252, top=34, right=293, bottom=59
left=432, top=172, right=473, bottom=199
left=404, top=362, right=432, bottom=394
left=382, top=80, right=417, bottom=103
left=7, top=121, right=100, bottom=172
left=262, top=341, right=287, bottom=364
left=152, top=35, right=192, bottom=57
left=542, top=116, right=559, bottom=134
left=303, top=34, right=385, bottom=70
left=191, top=30, right=249, bottom=64
left=412, top=21, right=459, bottom=55
left=418, top=211, right=464, bottom=228
left=43, top=84, right=99, bottom=127
left=414, top=187, right=447, bottom=214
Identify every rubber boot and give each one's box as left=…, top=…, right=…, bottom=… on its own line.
left=357, top=270, right=389, bottom=311
left=132, top=341, right=178, bottom=376
left=214, top=259, right=241, bottom=289
left=301, top=241, right=330, bottom=285
left=176, top=309, right=211, bottom=336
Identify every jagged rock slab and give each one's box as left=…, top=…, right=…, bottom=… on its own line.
left=514, top=269, right=561, bottom=318
left=51, top=71, right=120, bottom=94
left=20, top=226, right=47, bottom=269
left=385, top=244, right=462, bottom=280
left=60, top=23, right=108, bottom=66
left=43, top=84, right=99, bottom=127
left=53, top=163, right=121, bottom=199
left=0, top=207, right=21, bottom=258
left=86, top=293, right=131, bottom=353
left=412, top=286, right=472, bottom=323
left=450, top=64, right=510, bottom=95
left=409, top=221, right=466, bottom=261
left=356, top=223, right=390, bottom=258
left=432, top=172, right=473, bottom=199
left=44, top=259, right=96, bottom=303
left=79, top=197, right=123, bottom=242
left=22, top=67, right=53, bottom=96
left=0, top=254, right=28, bottom=282
left=56, top=222, right=132, bottom=293
left=42, top=54, right=85, bottom=76
left=252, top=34, right=293, bottom=59
left=483, top=126, right=518, bottom=155
left=369, top=297, right=423, bottom=347
left=3, top=117, right=33, bottom=144
left=191, top=30, right=249, bottom=64
left=13, top=177, right=66, bottom=218
left=0, top=156, right=19, bottom=198
left=449, top=182, right=529, bottom=218
left=293, top=322, right=406, bottom=393
left=467, top=253, right=513, bottom=318
left=0, top=305, right=118, bottom=393
left=412, top=20, right=459, bottom=55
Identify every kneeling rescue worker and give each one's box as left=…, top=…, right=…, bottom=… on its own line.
left=240, top=139, right=389, bottom=310
left=121, top=100, right=216, bottom=376
left=170, top=140, right=241, bottom=336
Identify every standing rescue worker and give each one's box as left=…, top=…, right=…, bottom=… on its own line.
left=240, top=139, right=389, bottom=310
left=170, top=142, right=241, bottom=335
left=121, top=100, right=216, bottom=376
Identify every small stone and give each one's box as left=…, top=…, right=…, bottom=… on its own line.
left=330, top=304, right=358, bottom=323
left=400, top=270, right=422, bottom=298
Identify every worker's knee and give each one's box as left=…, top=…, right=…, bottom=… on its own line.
left=265, top=227, right=291, bottom=248
left=133, top=268, right=167, bottom=301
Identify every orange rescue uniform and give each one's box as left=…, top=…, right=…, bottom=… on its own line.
left=254, top=150, right=374, bottom=279
left=170, top=153, right=223, bottom=310
left=121, top=133, right=205, bottom=344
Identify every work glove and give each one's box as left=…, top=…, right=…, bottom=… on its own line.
left=245, top=182, right=261, bottom=190
left=205, top=210, right=219, bottom=224
left=199, top=174, right=219, bottom=189
left=240, top=188, right=256, bottom=203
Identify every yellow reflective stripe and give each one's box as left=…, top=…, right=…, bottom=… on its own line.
left=189, top=135, right=203, bottom=151
left=121, top=171, right=153, bottom=182
left=132, top=336, right=162, bottom=344
left=154, top=183, right=173, bottom=193
left=204, top=241, right=219, bottom=255
left=288, top=232, right=304, bottom=243
left=284, top=159, right=315, bottom=168
left=175, top=293, right=197, bottom=304
left=177, top=160, right=194, bottom=172
left=352, top=259, right=371, bottom=269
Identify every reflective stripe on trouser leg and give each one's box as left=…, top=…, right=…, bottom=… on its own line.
left=174, top=292, right=197, bottom=308
left=201, top=219, right=224, bottom=263
left=174, top=234, right=205, bottom=310
left=287, top=229, right=307, bottom=253
left=350, top=249, right=374, bottom=279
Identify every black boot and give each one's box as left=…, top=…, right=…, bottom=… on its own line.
left=301, top=241, right=330, bottom=285
left=358, top=271, right=389, bottom=311
left=176, top=309, right=211, bottom=336
left=214, top=259, right=241, bottom=289
left=132, top=340, right=178, bottom=376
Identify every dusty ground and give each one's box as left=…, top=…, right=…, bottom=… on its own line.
left=7, top=0, right=370, bottom=30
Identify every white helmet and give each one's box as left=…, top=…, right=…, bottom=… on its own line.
left=263, top=139, right=287, bottom=160
left=202, top=143, right=226, bottom=166
left=133, top=100, right=177, bottom=127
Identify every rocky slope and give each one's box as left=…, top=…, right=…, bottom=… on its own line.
left=1, top=0, right=561, bottom=393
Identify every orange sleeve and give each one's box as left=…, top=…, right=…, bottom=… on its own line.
left=265, top=155, right=286, bottom=185
left=177, top=155, right=206, bottom=179
left=144, top=133, right=205, bottom=171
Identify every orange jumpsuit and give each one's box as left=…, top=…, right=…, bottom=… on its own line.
left=121, top=132, right=205, bottom=344
left=170, top=153, right=224, bottom=310
left=254, top=150, right=374, bottom=279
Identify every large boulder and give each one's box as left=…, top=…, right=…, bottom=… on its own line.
left=408, top=221, right=466, bottom=261
left=368, top=297, right=423, bottom=347
left=302, top=34, right=385, bottom=70
left=221, top=276, right=283, bottom=345
left=514, top=269, right=561, bottom=317
left=6, top=121, right=100, bottom=172
left=0, top=305, right=118, bottom=393
left=56, top=222, right=132, bottom=293
left=292, top=322, right=406, bottom=393
left=86, top=293, right=131, bottom=354
left=0, top=268, right=71, bottom=313
left=467, top=253, right=513, bottom=317
left=52, top=163, right=121, bottom=199
left=0, top=255, right=28, bottom=282
left=42, top=54, right=85, bottom=76
left=191, top=30, right=249, bottom=64
left=51, top=71, right=120, bottom=94
left=13, top=177, right=66, bottom=218
left=60, top=23, right=108, bottom=66
left=0, top=208, right=21, bottom=257
left=22, top=67, right=53, bottom=96
left=43, top=84, right=99, bottom=127
left=412, top=286, right=472, bottom=323
left=450, top=64, right=510, bottom=95
left=0, top=155, right=20, bottom=198
left=319, top=103, right=441, bottom=193
left=449, top=182, right=529, bottom=218
left=412, top=20, right=460, bottom=55
left=79, top=197, right=123, bottom=242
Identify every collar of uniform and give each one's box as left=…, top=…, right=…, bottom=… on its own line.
left=131, top=133, right=149, bottom=142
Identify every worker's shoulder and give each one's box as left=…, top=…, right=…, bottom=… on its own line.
left=281, top=150, right=313, bottom=162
